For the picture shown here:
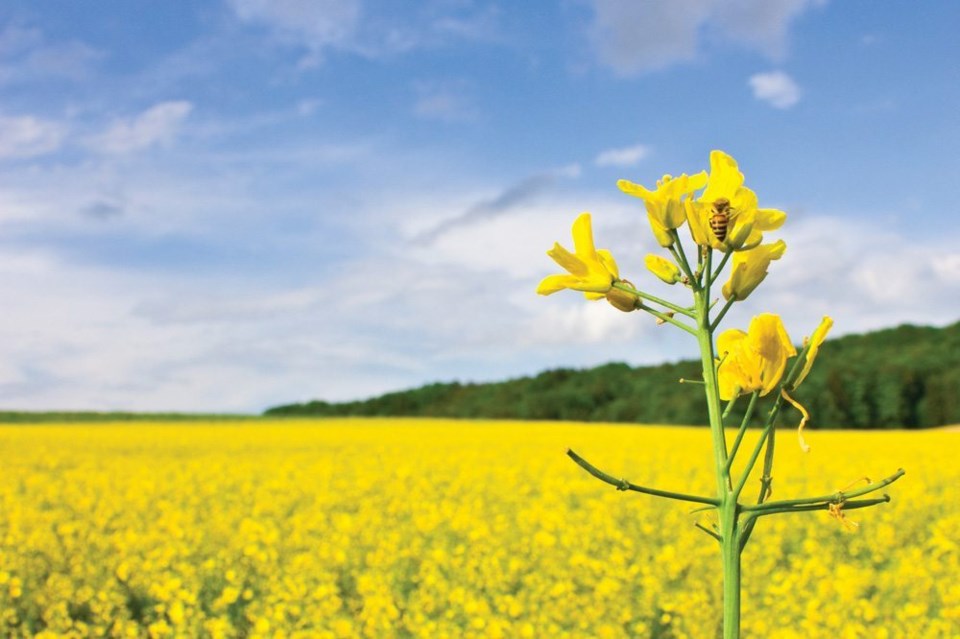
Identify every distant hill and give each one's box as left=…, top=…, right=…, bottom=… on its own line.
left=265, top=321, right=960, bottom=429
left=0, top=411, right=254, bottom=424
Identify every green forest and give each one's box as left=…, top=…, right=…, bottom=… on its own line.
left=266, top=320, right=960, bottom=429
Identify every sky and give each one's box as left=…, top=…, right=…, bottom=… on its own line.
left=1, top=0, right=959, bottom=413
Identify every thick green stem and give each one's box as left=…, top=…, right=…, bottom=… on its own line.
left=720, top=501, right=741, bottom=639
left=692, top=252, right=741, bottom=639
left=696, top=295, right=729, bottom=488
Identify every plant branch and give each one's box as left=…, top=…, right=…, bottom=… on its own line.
left=711, top=297, right=736, bottom=333
left=567, top=449, right=719, bottom=506
left=668, top=230, right=698, bottom=288
left=725, top=391, right=759, bottom=473
left=742, top=469, right=905, bottom=513
left=722, top=393, right=740, bottom=421
left=612, top=282, right=695, bottom=318
left=710, top=249, right=733, bottom=285
left=695, top=522, right=722, bottom=543
left=746, top=495, right=891, bottom=518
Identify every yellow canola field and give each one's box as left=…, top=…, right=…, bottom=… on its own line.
left=0, top=419, right=957, bottom=639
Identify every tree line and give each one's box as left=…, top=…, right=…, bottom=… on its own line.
left=265, top=321, right=960, bottom=429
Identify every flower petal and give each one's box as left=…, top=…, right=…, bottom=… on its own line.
left=571, top=212, right=597, bottom=259
left=546, top=243, right=588, bottom=276
left=597, top=249, right=620, bottom=280
left=616, top=179, right=654, bottom=199
left=755, top=207, right=787, bottom=231
left=701, top=150, right=744, bottom=203
left=793, top=316, right=833, bottom=388
left=536, top=274, right=578, bottom=295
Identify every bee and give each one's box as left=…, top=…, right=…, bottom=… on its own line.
left=709, top=198, right=734, bottom=242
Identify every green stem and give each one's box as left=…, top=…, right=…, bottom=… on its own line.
left=566, top=449, right=719, bottom=506
left=696, top=296, right=729, bottom=485
left=743, top=469, right=905, bottom=513
left=720, top=503, right=741, bottom=639
left=642, top=307, right=698, bottom=336
left=710, top=249, right=733, bottom=285
left=612, top=282, right=695, bottom=318
left=695, top=522, right=722, bottom=543
left=669, top=230, right=697, bottom=286
left=732, top=419, right=775, bottom=500
left=747, top=495, right=891, bottom=518
left=711, top=297, right=736, bottom=333
left=693, top=272, right=741, bottom=639
left=722, top=393, right=740, bottom=421
left=725, top=391, right=759, bottom=473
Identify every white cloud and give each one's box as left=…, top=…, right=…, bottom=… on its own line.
left=748, top=71, right=801, bottom=108
left=1, top=172, right=958, bottom=412
left=413, top=80, right=477, bottom=122
left=595, top=144, right=651, bottom=167
left=0, top=114, right=66, bottom=159
left=227, top=0, right=361, bottom=60
left=0, top=24, right=101, bottom=85
left=89, top=101, right=193, bottom=154
left=586, top=0, right=825, bottom=75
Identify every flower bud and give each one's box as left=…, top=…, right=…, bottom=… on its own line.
left=605, top=280, right=641, bottom=312
left=644, top=254, right=682, bottom=285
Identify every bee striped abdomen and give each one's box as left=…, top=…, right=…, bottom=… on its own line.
left=709, top=198, right=731, bottom=242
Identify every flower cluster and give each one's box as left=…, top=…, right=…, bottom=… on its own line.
left=0, top=421, right=935, bottom=639
left=537, top=150, right=833, bottom=445
left=537, top=149, right=902, bottom=638
left=538, top=151, right=789, bottom=307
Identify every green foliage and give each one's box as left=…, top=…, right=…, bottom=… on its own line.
left=0, top=411, right=253, bottom=424
left=265, top=321, right=960, bottom=429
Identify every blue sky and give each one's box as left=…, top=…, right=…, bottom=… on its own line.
left=1, top=0, right=959, bottom=412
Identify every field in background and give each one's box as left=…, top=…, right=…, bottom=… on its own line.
left=0, top=419, right=957, bottom=638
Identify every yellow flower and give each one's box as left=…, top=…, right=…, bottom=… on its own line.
left=791, top=316, right=833, bottom=388
left=721, top=240, right=786, bottom=301
left=536, top=213, right=620, bottom=299
left=716, top=314, right=797, bottom=400
left=687, top=150, right=786, bottom=252
left=618, top=172, right=707, bottom=247
left=645, top=254, right=682, bottom=285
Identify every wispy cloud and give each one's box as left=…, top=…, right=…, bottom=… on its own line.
left=413, top=80, right=478, bottom=122
left=226, top=0, right=361, bottom=63
left=87, top=101, right=193, bottom=154
left=412, top=165, right=581, bottom=245
left=0, top=24, right=101, bottom=85
left=595, top=144, right=651, bottom=167
left=0, top=114, right=67, bottom=159
left=748, top=71, right=801, bottom=108
left=586, top=0, right=824, bottom=75
left=224, top=0, right=506, bottom=67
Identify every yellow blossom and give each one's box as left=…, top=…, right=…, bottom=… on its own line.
left=645, top=254, right=682, bottom=285
left=687, top=151, right=786, bottom=252
left=536, top=213, right=620, bottom=299
left=717, top=314, right=797, bottom=400
left=618, top=172, right=707, bottom=247
left=722, top=240, right=787, bottom=301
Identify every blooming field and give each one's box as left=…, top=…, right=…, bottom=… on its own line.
left=0, top=419, right=957, bottom=638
